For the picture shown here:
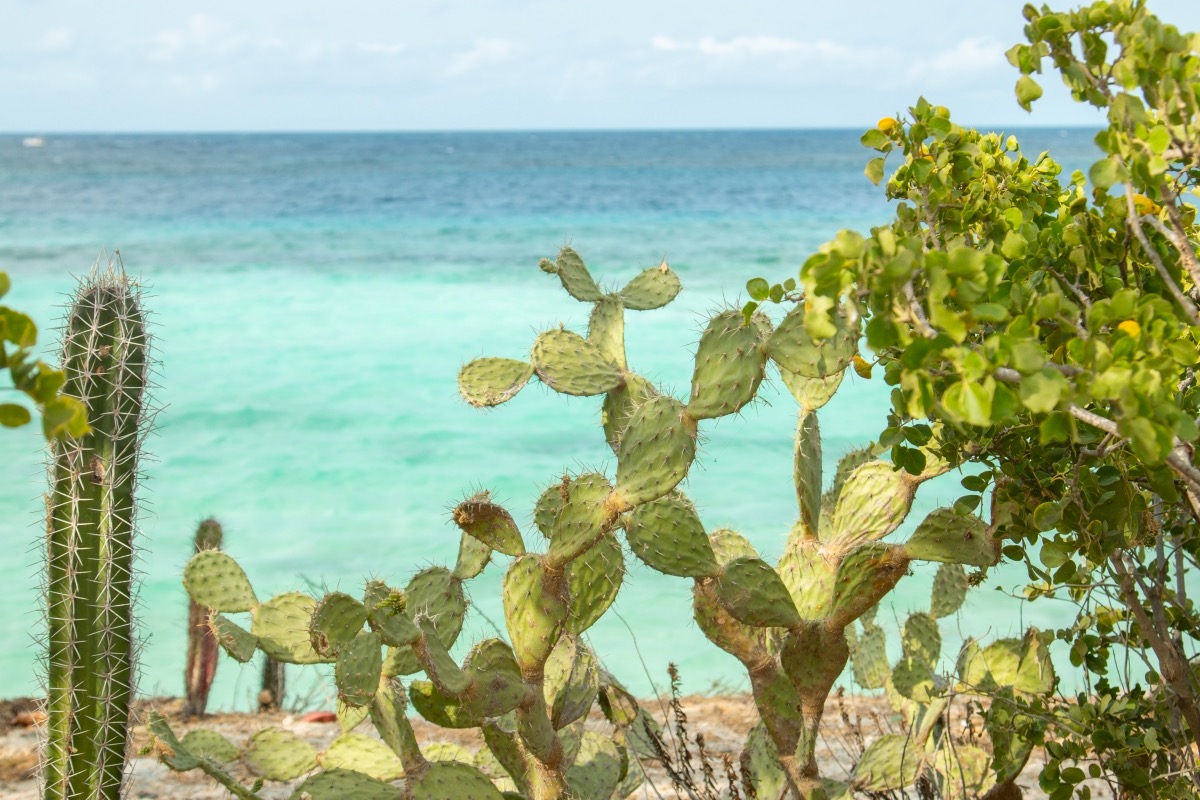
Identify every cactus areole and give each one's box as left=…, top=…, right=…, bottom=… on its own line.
left=44, top=264, right=151, bottom=800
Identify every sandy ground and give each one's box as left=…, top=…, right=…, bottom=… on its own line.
left=0, top=693, right=1108, bottom=799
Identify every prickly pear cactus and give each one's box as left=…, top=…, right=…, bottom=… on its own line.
left=461, top=248, right=1003, bottom=799
left=43, top=263, right=154, bottom=800
left=185, top=518, right=223, bottom=718
left=845, top=578, right=1056, bottom=799
left=159, top=486, right=648, bottom=799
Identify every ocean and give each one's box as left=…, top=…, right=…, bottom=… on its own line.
left=0, top=129, right=1100, bottom=709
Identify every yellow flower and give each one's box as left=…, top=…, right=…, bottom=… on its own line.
left=852, top=354, right=873, bottom=379
left=877, top=117, right=899, bottom=134
left=1117, top=319, right=1141, bottom=337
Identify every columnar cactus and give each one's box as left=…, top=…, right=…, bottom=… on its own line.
left=185, top=518, right=223, bottom=718
left=459, top=247, right=1001, bottom=799
left=43, top=263, right=151, bottom=800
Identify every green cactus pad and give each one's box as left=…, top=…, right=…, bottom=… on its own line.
left=830, top=461, right=916, bottom=546
left=531, top=328, right=624, bottom=396
left=986, top=704, right=1036, bottom=785
left=544, top=636, right=599, bottom=730
left=502, top=555, right=568, bottom=672
left=209, top=614, right=257, bottom=663
left=850, top=624, right=890, bottom=690
left=408, top=680, right=483, bottom=729
left=453, top=493, right=525, bottom=557
left=597, top=671, right=639, bottom=727
left=244, top=727, right=318, bottom=781
left=749, top=669, right=805, bottom=747
left=547, top=473, right=613, bottom=566
left=932, top=744, right=994, bottom=800
left=482, top=719, right=529, bottom=794
left=903, top=507, right=997, bottom=567
left=310, top=591, right=368, bottom=658
left=892, top=656, right=936, bottom=703
left=412, top=760, right=504, bottom=800
left=613, top=747, right=644, bottom=800
left=902, top=613, right=942, bottom=667
left=601, top=372, right=658, bottom=453
left=145, top=713, right=201, bottom=771
left=781, top=625, right=849, bottom=694
left=714, top=557, right=803, bottom=628
left=566, top=732, right=622, bottom=799
left=423, top=742, right=473, bottom=763
left=778, top=364, right=844, bottom=411
left=961, top=632, right=1054, bottom=695
left=767, top=302, right=858, bottom=379
left=183, top=551, right=258, bottom=613
left=457, top=358, right=534, bottom=408
left=415, top=617, right=470, bottom=696
left=337, top=699, right=369, bottom=734
left=777, top=539, right=834, bottom=620
left=821, top=446, right=879, bottom=521
left=321, top=733, right=405, bottom=781
left=708, top=528, right=759, bottom=563
left=473, top=745, right=520, bottom=794
left=794, top=409, right=822, bottom=538
left=740, top=723, right=787, bottom=800
left=930, top=562, right=970, bottom=619
left=618, top=261, right=681, bottom=310
left=533, top=481, right=565, bottom=539
left=828, top=543, right=909, bottom=625
left=544, top=247, right=603, bottom=302
left=461, top=638, right=526, bottom=717
left=622, top=492, right=718, bottom=578
left=565, top=531, right=623, bottom=634
left=453, top=531, right=492, bottom=581
left=290, top=768, right=401, bottom=800
left=685, top=309, right=770, bottom=420
left=850, top=733, right=922, bottom=792
left=179, top=729, right=239, bottom=763
left=614, top=395, right=696, bottom=508
left=252, top=592, right=326, bottom=664
left=384, top=567, right=468, bottom=676
left=588, top=295, right=626, bottom=368
left=335, top=630, right=383, bottom=707
left=363, top=580, right=421, bottom=648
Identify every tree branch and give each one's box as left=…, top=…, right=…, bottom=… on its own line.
left=1125, top=188, right=1200, bottom=327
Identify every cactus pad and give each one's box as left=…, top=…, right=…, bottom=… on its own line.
left=740, top=723, right=787, bottom=800
left=781, top=625, right=849, bottom=694
left=412, top=760, right=504, bottom=800
left=252, top=592, right=326, bottom=664
left=209, top=614, right=257, bottom=663
left=714, top=557, right=803, bottom=628
left=903, top=507, right=997, bottom=567
left=321, top=733, right=405, bottom=781
left=453, top=492, right=525, bottom=556
left=179, top=729, right=239, bottom=763
left=902, top=613, right=942, bottom=667
left=457, top=358, right=533, bottom=408
left=408, top=680, right=484, bottom=729
left=531, top=328, right=624, bottom=396
left=850, top=624, right=890, bottom=690
left=461, top=638, right=526, bottom=717
left=892, top=656, right=936, bottom=702
left=850, top=734, right=921, bottom=792
left=778, top=365, right=844, bottom=411
left=244, top=727, right=318, bottom=780
left=618, top=261, right=681, bottom=310
left=543, top=247, right=603, bottom=302
left=776, top=539, right=834, bottom=620
left=453, top=531, right=492, bottom=581
left=502, top=555, right=568, bottom=672
left=565, top=532, right=623, bottom=634
left=614, top=395, right=696, bottom=508
left=566, top=732, right=622, bottom=799
left=337, top=699, right=369, bottom=733
left=932, top=744, right=994, bottom=800
left=622, top=492, right=719, bottom=578
left=335, top=630, right=384, bottom=707
left=547, top=473, right=613, bottom=565
left=828, top=544, right=909, bottom=625
left=533, top=481, right=564, bottom=539
left=930, top=562, right=970, bottom=619
left=415, top=616, right=470, bottom=696
left=588, top=295, right=626, bottom=368
left=290, top=768, right=401, bottom=800
left=544, top=636, right=599, bottom=729
left=767, top=303, right=858, bottom=378
left=183, top=551, right=257, bottom=613
left=385, top=567, right=467, bottom=675
left=601, top=372, right=658, bottom=453
left=830, top=461, right=916, bottom=546
left=793, top=409, right=822, bottom=538
left=310, top=591, right=368, bottom=657
left=363, top=580, right=421, bottom=648
left=685, top=309, right=769, bottom=420
left=708, top=528, right=759, bottom=563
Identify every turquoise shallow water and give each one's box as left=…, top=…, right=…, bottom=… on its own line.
left=0, top=130, right=1099, bottom=708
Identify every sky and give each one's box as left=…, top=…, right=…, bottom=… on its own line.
left=3, top=0, right=1199, bottom=132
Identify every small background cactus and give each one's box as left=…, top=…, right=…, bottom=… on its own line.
left=184, top=518, right=223, bottom=718
left=42, top=260, right=153, bottom=800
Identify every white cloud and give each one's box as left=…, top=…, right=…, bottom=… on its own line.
left=649, top=34, right=864, bottom=63
left=651, top=35, right=681, bottom=52
left=147, top=14, right=247, bottom=61
left=39, top=28, right=74, bottom=52
left=357, top=42, right=406, bottom=56
left=446, top=39, right=514, bottom=77
left=906, top=38, right=1006, bottom=82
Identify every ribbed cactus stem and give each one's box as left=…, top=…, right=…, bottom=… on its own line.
left=44, top=263, right=150, bottom=800
left=259, top=657, right=285, bottom=712
left=184, top=518, right=222, bottom=718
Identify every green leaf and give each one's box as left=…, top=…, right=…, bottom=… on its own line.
left=1019, top=369, right=1067, bottom=414
left=769, top=284, right=784, bottom=303
left=746, top=278, right=770, bottom=302
left=42, top=396, right=90, bottom=441
left=0, top=403, right=31, bottom=427
left=1089, top=156, right=1127, bottom=191
left=943, top=380, right=994, bottom=427
left=741, top=301, right=758, bottom=325
left=1000, top=230, right=1027, bottom=260
left=783, top=278, right=796, bottom=292
left=1033, top=502, right=1061, bottom=531
left=1015, top=75, right=1043, bottom=111
left=860, top=129, right=890, bottom=150
left=0, top=272, right=10, bottom=299
left=865, top=157, right=886, bottom=186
